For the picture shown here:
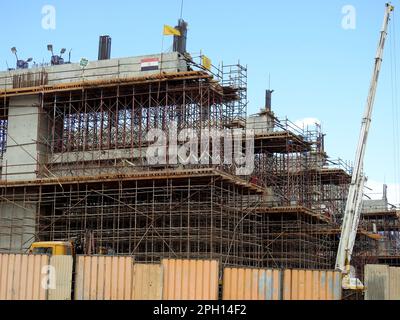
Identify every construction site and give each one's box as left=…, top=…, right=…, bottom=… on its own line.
left=0, top=4, right=400, bottom=301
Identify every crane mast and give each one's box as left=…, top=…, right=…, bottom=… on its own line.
left=335, top=3, right=394, bottom=282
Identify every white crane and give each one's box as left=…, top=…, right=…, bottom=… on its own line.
left=335, top=2, right=394, bottom=290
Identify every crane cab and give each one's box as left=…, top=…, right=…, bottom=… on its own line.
left=29, top=241, right=75, bottom=256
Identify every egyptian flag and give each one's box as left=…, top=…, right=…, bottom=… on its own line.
left=141, top=58, right=159, bottom=71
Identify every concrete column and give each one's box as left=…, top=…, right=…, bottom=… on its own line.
left=2, top=94, right=48, bottom=181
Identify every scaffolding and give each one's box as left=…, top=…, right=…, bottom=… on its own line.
left=222, top=63, right=247, bottom=127
left=360, top=209, right=400, bottom=266
left=257, top=206, right=335, bottom=269
left=39, top=71, right=224, bottom=176
left=0, top=170, right=263, bottom=267
left=0, top=54, right=386, bottom=273
left=249, top=115, right=353, bottom=269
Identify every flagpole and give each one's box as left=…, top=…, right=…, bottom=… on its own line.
left=160, top=33, right=165, bottom=75
left=180, top=0, right=184, bottom=20
left=159, top=30, right=165, bottom=158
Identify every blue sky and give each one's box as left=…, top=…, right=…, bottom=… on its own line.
left=1, top=0, right=399, bottom=203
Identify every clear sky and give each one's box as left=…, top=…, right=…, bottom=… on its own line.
left=1, top=0, right=399, bottom=204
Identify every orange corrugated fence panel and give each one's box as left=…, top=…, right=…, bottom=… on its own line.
left=74, top=255, right=135, bottom=300
left=74, top=256, right=163, bottom=300
left=222, top=267, right=282, bottom=300
left=283, top=269, right=342, bottom=300
left=48, top=255, right=74, bottom=300
left=222, top=267, right=341, bottom=301
left=133, top=264, right=163, bottom=300
left=162, top=259, right=219, bottom=300
left=0, top=253, right=49, bottom=300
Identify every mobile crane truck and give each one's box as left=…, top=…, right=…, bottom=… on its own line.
left=336, top=2, right=394, bottom=290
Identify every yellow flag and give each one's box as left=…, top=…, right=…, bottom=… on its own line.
left=163, top=25, right=181, bottom=36
left=202, top=55, right=212, bottom=71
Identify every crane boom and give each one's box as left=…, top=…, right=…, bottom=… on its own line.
left=335, top=3, right=394, bottom=278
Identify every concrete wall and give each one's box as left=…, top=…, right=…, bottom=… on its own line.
left=2, top=95, right=48, bottom=181
left=363, top=185, right=388, bottom=212
left=363, top=199, right=388, bottom=212
left=246, top=111, right=275, bottom=135
left=50, top=148, right=144, bottom=165
left=0, top=202, right=36, bottom=253
left=0, top=52, right=187, bottom=89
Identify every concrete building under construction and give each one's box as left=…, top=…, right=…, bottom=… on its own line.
left=0, top=24, right=399, bottom=274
